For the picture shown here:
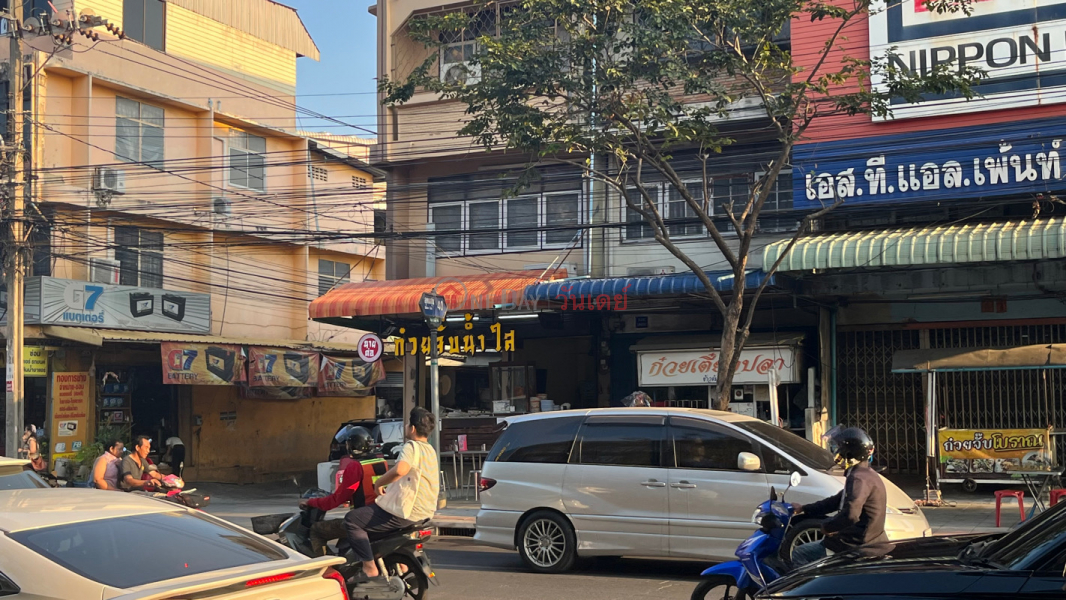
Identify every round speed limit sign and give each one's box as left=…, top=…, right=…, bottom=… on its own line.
left=358, top=333, right=383, bottom=363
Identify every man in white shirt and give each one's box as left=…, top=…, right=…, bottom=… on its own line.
left=343, top=407, right=439, bottom=587
left=163, top=436, right=185, bottom=476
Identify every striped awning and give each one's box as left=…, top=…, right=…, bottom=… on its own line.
left=762, top=217, right=1066, bottom=272
left=525, top=270, right=772, bottom=303
left=309, top=270, right=569, bottom=319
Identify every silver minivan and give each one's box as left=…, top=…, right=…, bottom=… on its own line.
left=475, top=408, right=931, bottom=572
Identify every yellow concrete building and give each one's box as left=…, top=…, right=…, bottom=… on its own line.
left=4, top=0, right=390, bottom=482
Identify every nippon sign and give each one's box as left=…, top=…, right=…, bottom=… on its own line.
left=793, top=115, right=1066, bottom=208
left=637, top=347, right=799, bottom=387
left=870, top=0, right=1066, bottom=119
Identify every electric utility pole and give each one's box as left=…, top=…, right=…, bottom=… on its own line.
left=4, top=0, right=26, bottom=458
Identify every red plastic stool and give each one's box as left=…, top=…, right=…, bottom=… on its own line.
left=994, top=490, right=1025, bottom=527
left=1051, top=489, right=1066, bottom=506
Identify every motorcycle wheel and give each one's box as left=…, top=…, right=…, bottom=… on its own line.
left=780, top=518, right=826, bottom=565
left=384, top=553, right=429, bottom=600
left=690, top=576, right=750, bottom=600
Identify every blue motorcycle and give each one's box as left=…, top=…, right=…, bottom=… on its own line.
left=691, top=472, right=803, bottom=600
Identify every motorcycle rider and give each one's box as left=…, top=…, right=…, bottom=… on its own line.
left=790, top=427, right=889, bottom=567
left=300, top=425, right=387, bottom=556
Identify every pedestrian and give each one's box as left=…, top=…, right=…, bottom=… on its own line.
left=343, top=407, right=439, bottom=588
left=163, top=436, right=185, bottom=476
left=91, top=439, right=124, bottom=490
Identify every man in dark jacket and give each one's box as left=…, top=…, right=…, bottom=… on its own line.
left=791, top=427, right=888, bottom=567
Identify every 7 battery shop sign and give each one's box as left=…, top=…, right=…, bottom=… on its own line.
left=870, top=0, right=1066, bottom=119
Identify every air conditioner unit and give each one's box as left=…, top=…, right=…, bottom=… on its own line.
left=212, top=197, right=232, bottom=215
left=524, top=262, right=578, bottom=277
left=93, top=167, right=126, bottom=194
left=441, top=41, right=480, bottom=85
left=89, top=258, right=120, bottom=285
left=626, top=266, right=676, bottom=276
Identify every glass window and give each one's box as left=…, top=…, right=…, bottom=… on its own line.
left=505, top=197, right=538, bottom=248
left=670, top=417, right=755, bottom=470
left=430, top=205, right=462, bottom=254
left=734, top=420, right=837, bottom=472
left=318, top=259, right=350, bottom=296
left=489, top=416, right=583, bottom=464
left=9, top=512, right=286, bottom=589
left=576, top=417, right=665, bottom=467
left=545, top=193, right=581, bottom=246
left=756, top=170, right=794, bottom=212
left=115, top=97, right=164, bottom=166
left=229, top=130, right=266, bottom=191
left=712, top=176, right=750, bottom=213
left=667, top=182, right=705, bottom=237
left=624, top=187, right=657, bottom=241
left=988, top=503, right=1066, bottom=571
left=468, top=201, right=500, bottom=251
left=0, top=470, right=49, bottom=490
left=114, top=227, right=163, bottom=288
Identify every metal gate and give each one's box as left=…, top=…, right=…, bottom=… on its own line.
left=839, top=323, right=1066, bottom=474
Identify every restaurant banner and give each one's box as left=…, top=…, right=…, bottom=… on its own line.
left=317, top=354, right=384, bottom=396
left=939, top=428, right=1054, bottom=475
left=161, top=343, right=246, bottom=385
left=637, top=347, right=799, bottom=386
left=50, top=371, right=91, bottom=467
left=248, top=347, right=319, bottom=387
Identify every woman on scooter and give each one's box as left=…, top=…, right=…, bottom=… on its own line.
left=790, top=427, right=890, bottom=567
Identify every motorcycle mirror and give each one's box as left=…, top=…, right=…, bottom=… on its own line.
left=790, top=471, right=802, bottom=488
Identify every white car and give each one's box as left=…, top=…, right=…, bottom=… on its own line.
left=475, top=408, right=932, bottom=572
left=0, top=457, right=51, bottom=490
left=0, top=488, right=347, bottom=599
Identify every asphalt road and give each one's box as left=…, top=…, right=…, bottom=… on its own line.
left=426, top=537, right=712, bottom=600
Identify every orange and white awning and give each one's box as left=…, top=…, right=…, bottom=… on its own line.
left=309, top=269, right=568, bottom=319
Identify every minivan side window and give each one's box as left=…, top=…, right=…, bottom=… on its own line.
left=487, top=416, right=583, bottom=464
left=574, top=416, right=665, bottom=467
left=670, top=417, right=756, bottom=471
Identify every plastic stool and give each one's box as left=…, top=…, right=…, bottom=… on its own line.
left=994, top=489, right=1025, bottom=527
left=1051, top=489, right=1066, bottom=506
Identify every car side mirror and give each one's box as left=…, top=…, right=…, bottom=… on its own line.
left=738, top=451, right=762, bottom=472
left=790, top=471, right=802, bottom=488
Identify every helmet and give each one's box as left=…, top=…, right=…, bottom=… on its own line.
left=335, top=425, right=374, bottom=459
left=826, top=426, right=875, bottom=465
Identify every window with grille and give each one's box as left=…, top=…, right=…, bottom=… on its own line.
left=229, top=130, right=266, bottom=191
left=115, top=97, right=164, bottom=167
left=114, top=226, right=163, bottom=288
left=309, top=165, right=328, bottom=181
left=318, top=259, right=350, bottom=296
left=123, top=0, right=165, bottom=51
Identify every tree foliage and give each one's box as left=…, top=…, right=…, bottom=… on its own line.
left=383, top=0, right=982, bottom=409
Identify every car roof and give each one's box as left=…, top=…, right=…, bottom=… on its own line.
left=503, top=406, right=761, bottom=424
left=0, top=488, right=183, bottom=533
left=0, top=457, right=31, bottom=477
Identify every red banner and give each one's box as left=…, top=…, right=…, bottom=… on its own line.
left=317, top=354, right=384, bottom=396
left=248, top=347, right=319, bottom=387
left=162, top=343, right=246, bottom=385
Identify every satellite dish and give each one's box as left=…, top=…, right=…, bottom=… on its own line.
left=444, top=64, right=469, bottom=85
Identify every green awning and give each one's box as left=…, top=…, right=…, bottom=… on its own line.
left=763, top=217, right=1066, bottom=273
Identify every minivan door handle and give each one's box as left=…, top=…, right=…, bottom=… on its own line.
left=640, top=480, right=667, bottom=488
left=671, top=481, right=697, bottom=489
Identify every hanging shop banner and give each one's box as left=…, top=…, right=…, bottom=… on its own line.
left=637, top=347, right=799, bottom=387
left=317, top=354, right=385, bottom=396
left=869, top=1, right=1066, bottom=120
left=938, top=428, right=1054, bottom=474
left=161, top=343, right=247, bottom=385
left=24, top=346, right=47, bottom=377
left=393, top=320, right=516, bottom=357
left=239, top=384, right=313, bottom=400
left=793, top=115, right=1066, bottom=210
left=248, top=347, right=319, bottom=387
left=50, top=372, right=91, bottom=465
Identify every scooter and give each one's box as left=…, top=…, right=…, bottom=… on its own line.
left=148, top=474, right=211, bottom=508
left=253, top=490, right=436, bottom=600
left=690, top=471, right=804, bottom=600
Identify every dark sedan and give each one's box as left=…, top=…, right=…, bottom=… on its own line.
left=759, top=500, right=1066, bottom=599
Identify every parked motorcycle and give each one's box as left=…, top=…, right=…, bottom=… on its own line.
left=253, top=489, right=435, bottom=600
left=691, top=471, right=805, bottom=600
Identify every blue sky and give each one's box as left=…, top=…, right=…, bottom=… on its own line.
left=287, top=0, right=380, bottom=138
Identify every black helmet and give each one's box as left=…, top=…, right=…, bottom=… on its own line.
left=826, top=427, right=875, bottom=464
left=335, top=425, right=374, bottom=459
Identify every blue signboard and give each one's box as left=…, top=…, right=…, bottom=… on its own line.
left=793, top=116, right=1066, bottom=210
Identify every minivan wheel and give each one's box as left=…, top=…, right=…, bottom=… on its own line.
left=517, top=511, right=576, bottom=573
left=780, top=518, right=826, bottom=565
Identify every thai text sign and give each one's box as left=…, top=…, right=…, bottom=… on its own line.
left=24, top=346, right=47, bottom=377
left=637, top=348, right=798, bottom=386
left=793, top=116, right=1066, bottom=209
left=939, top=428, right=1054, bottom=473
left=50, top=372, right=91, bottom=464
left=869, top=0, right=1066, bottom=119
left=394, top=319, right=516, bottom=357
left=162, top=343, right=247, bottom=385
left=248, top=347, right=319, bottom=387
left=318, top=354, right=385, bottom=396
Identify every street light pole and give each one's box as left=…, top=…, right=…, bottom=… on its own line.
left=4, top=0, right=26, bottom=458
left=418, top=291, right=447, bottom=455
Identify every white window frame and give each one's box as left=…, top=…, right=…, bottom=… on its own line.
left=665, top=179, right=709, bottom=240
left=228, top=130, right=266, bottom=192
left=542, top=190, right=584, bottom=248
left=115, top=96, right=164, bottom=166
left=504, top=195, right=541, bottom=251
left=429, top=202, right=465, bottom=256
left=622, top=184, right=663, bottom=243
left=465, top=199, right=502, bottom=255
